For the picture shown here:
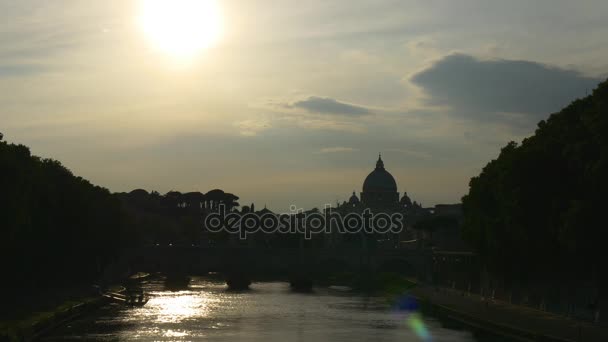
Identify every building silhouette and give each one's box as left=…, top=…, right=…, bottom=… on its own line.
left=360, top=154, right=400, bottom=207
left=334, top=154, right=464, bottom=250
left=337, top=154, right=425, bottom=214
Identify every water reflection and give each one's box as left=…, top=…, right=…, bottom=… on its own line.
left=47, top=277, right=476, bottom=341
left=148, top=291, right=211, bottom=323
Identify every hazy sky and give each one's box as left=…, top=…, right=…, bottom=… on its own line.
left=1, top=0, right=607, bottom=211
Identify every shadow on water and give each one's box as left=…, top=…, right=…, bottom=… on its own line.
left=163, top=274, right=191, bottom=291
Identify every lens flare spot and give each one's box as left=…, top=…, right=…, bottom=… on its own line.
left=407, top=313, right=432, bottom=341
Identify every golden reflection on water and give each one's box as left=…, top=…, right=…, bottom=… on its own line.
left=163, top=329, right=189, bottom=338
left=118, top=280, right=244, bottom=340
left=145, top=291, right=215, bottom=323
left=104, top=280, right=475, bottom=341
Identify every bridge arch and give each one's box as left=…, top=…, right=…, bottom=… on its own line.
left=315, top=258, right=355, bottom=277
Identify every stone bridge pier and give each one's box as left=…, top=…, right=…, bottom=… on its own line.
left=116, top=247, right=432, bottom=289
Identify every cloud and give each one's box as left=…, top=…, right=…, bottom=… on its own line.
left=0, top=63, right=48, bottom=77
left=250, top=95, right=373, bottom=134
left=291, top=96, right=371, bottom=116
left=410, top=53, right=601, bottom=128
left=234, top=119, right=271, bottom=136
left=316, top=147, right=359, bottom=154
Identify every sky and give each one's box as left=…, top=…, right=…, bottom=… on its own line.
left=1, top=0, right=607, bottom=212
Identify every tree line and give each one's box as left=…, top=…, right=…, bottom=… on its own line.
left=462, top=79, right=607, bottom=299
left=0, top=134, right=260, bottom=297
left=0, top=137, right=132, bottom=292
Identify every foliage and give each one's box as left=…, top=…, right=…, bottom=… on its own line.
left=0, top=141, right=130, bottom=292
left=462, top=79, right=608, bottom=282
left=116, top=189, right=240, bottom=246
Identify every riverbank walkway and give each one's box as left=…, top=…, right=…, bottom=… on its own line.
left=411, top=285, right=607, bottom=342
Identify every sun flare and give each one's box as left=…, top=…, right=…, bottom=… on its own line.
left=138, top=0, right=222, bottom=60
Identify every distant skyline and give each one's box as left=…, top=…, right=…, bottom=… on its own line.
left=1, top=0, right=607, bottom=211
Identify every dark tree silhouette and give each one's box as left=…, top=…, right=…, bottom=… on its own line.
left=0, top=140, right=131, bottom=295
left=462, top=78, right=608, bottom=303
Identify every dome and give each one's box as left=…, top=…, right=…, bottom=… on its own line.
left=362, top=154, right=397, bottom=193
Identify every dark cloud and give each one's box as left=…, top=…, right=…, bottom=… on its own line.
left=0, top=63, right=48, bottom=77
left=292, top=96, right=371, bottom=116
left=411, top=54, right=601, bottom=127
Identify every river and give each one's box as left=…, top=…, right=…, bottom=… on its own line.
left=43, top=276, right=481, bottom=341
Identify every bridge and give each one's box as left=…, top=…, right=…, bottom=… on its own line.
left=112, top=246, right=433, bottom=285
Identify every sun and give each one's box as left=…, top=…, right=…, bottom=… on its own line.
left=138, top=0, right=222, bottom=60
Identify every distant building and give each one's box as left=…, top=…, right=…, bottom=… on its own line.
left=336, top=154, right=425, bottom=214
left=334, top=154, right=465, bottom=250
left=433, top=204, right=463, bottom=218
left=360, top=154, right=400, bottom=207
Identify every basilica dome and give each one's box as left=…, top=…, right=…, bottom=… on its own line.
left=362, top=154, right=397, bottom=193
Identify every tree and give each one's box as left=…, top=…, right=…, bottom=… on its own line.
left=462, top=78, right=608, bottom=290
left=0, top=138, right=131, bottom=294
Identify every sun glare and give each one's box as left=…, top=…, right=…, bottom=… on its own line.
left=138, top=0, right=222, bottom=60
